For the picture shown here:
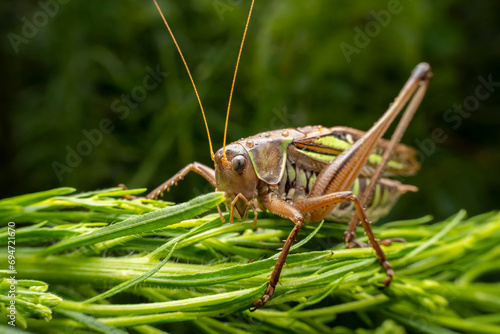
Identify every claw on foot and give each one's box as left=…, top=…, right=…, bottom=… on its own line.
left=378, top=238, right=406, bottom=246
left=382, top=260, right=394, bottom=286
left=348, top=238, right=406, bottom=249
left=118, top=184, right=140, bottom=200
left=347, top=240, right=396, bottom=287
left=250, top=285, right=274, bottom=311
left=250, top=294, right=270, bottom=312
left=343, top=230, right=357, bottom=244
left=347, top=240, right=369, bottom=249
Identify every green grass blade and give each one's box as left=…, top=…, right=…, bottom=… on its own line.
left=55, top=309, right=128, bottom=334
left=39, top=192, right=225, bottom=255
left=0, top=188, right=76, bottom=207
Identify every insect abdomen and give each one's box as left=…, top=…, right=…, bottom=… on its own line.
left=279, top=159, right=416, bottom=223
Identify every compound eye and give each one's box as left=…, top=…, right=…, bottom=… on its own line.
left=231, top=155, right=246, bottom=173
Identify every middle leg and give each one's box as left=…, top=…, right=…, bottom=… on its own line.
left=295, top=191, right=394, bottom=285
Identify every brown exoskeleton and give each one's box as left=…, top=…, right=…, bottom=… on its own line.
left=147, top=0, right=432, bottom=310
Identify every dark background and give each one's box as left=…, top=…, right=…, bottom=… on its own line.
left=1, top=0, right=499, bottom=222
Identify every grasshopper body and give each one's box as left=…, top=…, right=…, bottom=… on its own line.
left=215, top=125, right=419, bottom=223
left=146, top=0, right=433, bottom=310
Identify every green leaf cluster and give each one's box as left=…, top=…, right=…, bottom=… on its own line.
left=1, top=188, right=500, bottom=333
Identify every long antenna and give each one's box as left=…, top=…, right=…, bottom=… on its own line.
left=222, top=0, right=255, bottom=163
left=153, top=0, right=215, bottom=161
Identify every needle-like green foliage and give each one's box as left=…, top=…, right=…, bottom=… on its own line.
left=1, top=188, right=500, bottom=333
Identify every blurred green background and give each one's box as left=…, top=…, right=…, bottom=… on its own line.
left=1, top=0, right=499, bottom=222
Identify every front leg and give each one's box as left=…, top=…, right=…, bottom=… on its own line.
left=147, top=162, right=216, bottom=199
left=251, top=196, right=305, bottom=311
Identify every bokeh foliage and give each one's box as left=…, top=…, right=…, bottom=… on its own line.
left=1, top=0, right=500, bottom=222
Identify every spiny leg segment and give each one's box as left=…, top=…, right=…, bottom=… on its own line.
left=344, top=64, right=432, bottom=245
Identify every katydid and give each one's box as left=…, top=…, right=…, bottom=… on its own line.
left=146, top=0, right=432, bottom=310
